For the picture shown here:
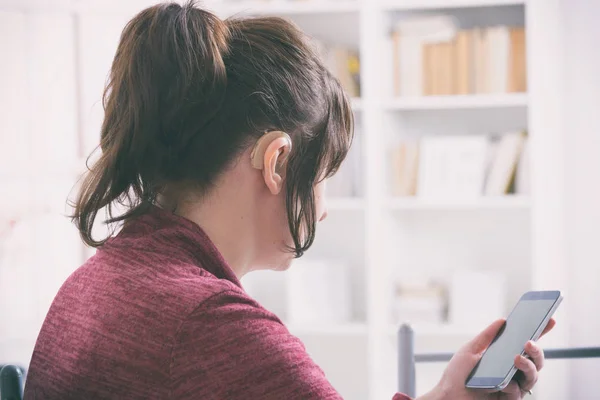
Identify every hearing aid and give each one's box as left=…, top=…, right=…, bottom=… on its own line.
left=250, top=131, right=293, bottom=170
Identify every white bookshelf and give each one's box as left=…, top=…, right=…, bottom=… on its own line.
left=328, top=197, right=365, bottom=210
left=386, top=196, right=531, bottom=210
left=381, top=0, right=525, bottom=11
left=387, top=322, right=480, bottom=337
left=383, top=93, right=528, bottom=110
left=214, top=0, right=360, bottom=15
left=288, top=322, right=368, bottom=336
left=351, top=97, right=363, bottom=111
left=0, top=1, right=569, bottom=399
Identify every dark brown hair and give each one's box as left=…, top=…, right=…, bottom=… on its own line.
left=73, top=1, right=353, bottom=257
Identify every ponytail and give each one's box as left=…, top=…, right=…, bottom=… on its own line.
left=73, top=1, right=230, bottom=246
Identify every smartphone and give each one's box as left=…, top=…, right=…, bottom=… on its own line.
left=465, top=290, right=562, bottom=390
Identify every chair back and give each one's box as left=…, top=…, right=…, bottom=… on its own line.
left=0, top=365, right=24, bottom=400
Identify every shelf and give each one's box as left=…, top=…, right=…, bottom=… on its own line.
left=59, top=0, right=361, bottom=15
left=215, top=0, right=360, bottom=16
left=351, top=97, right=363, bottom=111
left=328, top=198, right=365, bottom=210
left=387, top=196, right=531, bottom=210
left=381, top=0, right=525, bottom=11
left=287, top=322, right=367, bottom=336
left=383, top=93, right=528, bottom=111
left=389, top=323, right=479, bottom=337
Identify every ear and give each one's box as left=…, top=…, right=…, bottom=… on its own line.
left=250, top=131, right=292, bottom=195
left=261, top=136, right=291, bottom=195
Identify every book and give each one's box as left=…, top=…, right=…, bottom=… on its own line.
left=392, top=21, right=527, bottom=97
left=391, top=141, right=420, bottom=196
left=514, top=136, right=530, bottom=195
left=393, top=15, right=458, bottom=97
left=483, top=131, right=527, bottom=195
left=422, top=43, right=433, bottom=96
left=417, top=136, right=489, bottom=199
left=347, top=51, right=361, bottom=96
left=483, top=135, right=501, bottom=192
left=392, top=30, right=401, bottom=96
left=477, top=28, right=489, bottom=93
left=396, top=33, right=423, bottom=97
left=427, top=43, right=440, bottom=95
left=454, top=30, right=472, bottom=95
left=488, top=26, right=511, bottom=93
left=332, top=47, right=360, bottom=98
left=440, top=41, right=454, bottom=95
left=472, top=28, right=480, bottom=93
left=508, top=27, right=527, bottom=93
left=468, top=29, right=478, bottom=94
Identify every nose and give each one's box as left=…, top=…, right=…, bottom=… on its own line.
left=319, top=209, right=328, bottom=222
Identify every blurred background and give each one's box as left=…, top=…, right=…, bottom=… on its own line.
left=0, top=0, right=599, bottom=399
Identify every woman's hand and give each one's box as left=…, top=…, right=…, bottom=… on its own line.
left=420, top=318, right=556, bottom=400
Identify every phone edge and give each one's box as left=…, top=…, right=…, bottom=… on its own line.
left=465, top=292, right=563, bottom=391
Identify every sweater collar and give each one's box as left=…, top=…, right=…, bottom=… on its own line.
left=110, top=205, right=242, bottom=288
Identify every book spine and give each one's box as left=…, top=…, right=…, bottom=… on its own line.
left=498, top=26, right=510, bottom=94
left=446, top=40, right=456, bottom=95
left=455, top=31, right=470, bottom=95
left=423, top=43, right=434, bottom=96
left=488, top=26, right=510, bottom=93
left=508, top=27, right=527, bottom=93
left=393, top=31, right=401, bottom=96
left=481, top=28, right=490, bottom=94
left=431, top=43, right=441, bottom=95
left=473, top=28, right=483, bottom=94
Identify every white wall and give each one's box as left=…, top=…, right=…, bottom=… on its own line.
left=561, top=0, right=600, bottom=398
left=0, top=10, right=83, bottom=367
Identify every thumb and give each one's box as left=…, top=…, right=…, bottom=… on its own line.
left=464, top=319, right=506, bottom=354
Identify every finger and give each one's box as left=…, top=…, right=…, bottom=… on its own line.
left=500, top=380, right=522, bottom=395
left=514, top=354, right=538, bottom=391
left=539, top=318, right=556, bottom=339
left=524, top=340, right=544, bottom=370
left=464, top=319, right=506, bottom=354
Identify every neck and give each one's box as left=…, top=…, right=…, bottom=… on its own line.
left=167, top=173, right=260, bottom=280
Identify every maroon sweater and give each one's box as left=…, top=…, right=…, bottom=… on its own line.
left=25, top=206, right=410, bottom=399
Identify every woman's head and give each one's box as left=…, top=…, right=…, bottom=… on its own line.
left=73, top=1, right=353, bottom=268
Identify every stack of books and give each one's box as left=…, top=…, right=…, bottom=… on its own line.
left=391, top=131, right=529, bottom=198
left=392, top=16, right=527, bottom=97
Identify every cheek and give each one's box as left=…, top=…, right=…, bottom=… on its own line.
left=314, top=180, right=327, bottom=220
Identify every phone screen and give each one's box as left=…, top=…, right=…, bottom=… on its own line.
left=468, top=295, right=558, bottom=382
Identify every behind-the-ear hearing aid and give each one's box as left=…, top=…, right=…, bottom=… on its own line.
left=250, top=131, right=293, bottom=170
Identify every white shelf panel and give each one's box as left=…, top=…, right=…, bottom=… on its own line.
left=215, top=0, right=360, bottom=16
left=28, top=0, right=359, bottom=16
left=288, top=322, right=367, bottom=336
left=383, top=93, right=528, bottom=111
left=328, top=198, right=365, bottom=211
left=351, top=97, right=363, bottom=111
left=388, top=323, right=479, bottom=337
left=381, top=0, right=525, bottom=11
left=0, top=0, right=75, bottom=12
left=387, top=196, right=531, bottom=210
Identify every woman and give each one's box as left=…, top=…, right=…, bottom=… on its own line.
left=24, top=2, right=553, bottom=399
